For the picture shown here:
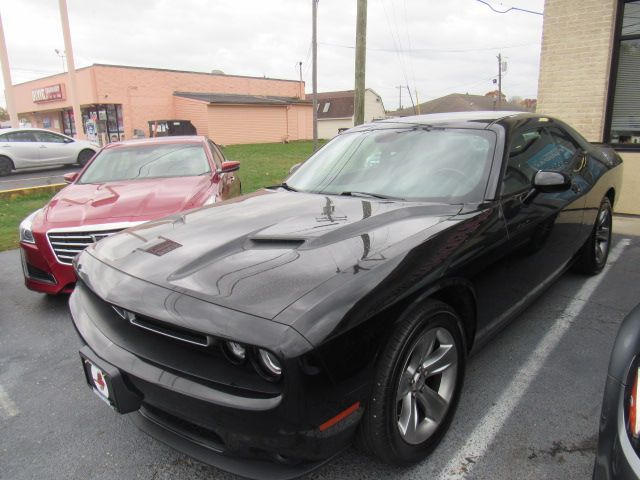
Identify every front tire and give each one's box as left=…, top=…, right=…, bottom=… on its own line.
left=573, top=197, right=612, bottom=275
left=77, top=149, right=94, bottom=167
left=0, top=156, right=13, bottom=176
left=357, top=299, right=465, bottom=464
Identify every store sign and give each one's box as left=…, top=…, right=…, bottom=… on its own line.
left=32, top=84, right=65, bottom=103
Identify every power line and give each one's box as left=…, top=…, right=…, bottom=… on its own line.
left=319, top=41, right=538, bottom=53
left=474, top=0, right=543, bottom=16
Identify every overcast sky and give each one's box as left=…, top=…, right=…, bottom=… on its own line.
left=0, top=0, right=544, bottom=111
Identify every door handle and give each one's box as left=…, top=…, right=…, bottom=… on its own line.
left=40, top=145, right=47, bottom=148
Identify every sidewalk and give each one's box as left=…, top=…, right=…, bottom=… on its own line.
left=613, top=215, right=640, bottom=237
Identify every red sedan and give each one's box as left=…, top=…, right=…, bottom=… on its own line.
left=19, top=136, right=241, bottom=294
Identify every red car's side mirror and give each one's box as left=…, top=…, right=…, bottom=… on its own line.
left=63, top=172, right=79, bottom=184
left=219, top=161, right=240, bottom=174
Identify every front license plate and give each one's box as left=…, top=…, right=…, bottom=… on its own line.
left=84, top=359, right=112, bottom=407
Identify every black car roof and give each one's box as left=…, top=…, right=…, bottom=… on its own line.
left=356, top=111, right=546, bottom=130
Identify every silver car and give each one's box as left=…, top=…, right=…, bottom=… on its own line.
left=0, top=128, right=99, bottom=176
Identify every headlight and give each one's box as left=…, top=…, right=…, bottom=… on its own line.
left=19, top=209, right=41, bottom=244
left=257, top=348, right=282, bottom=380
left=223, top=340, right=247, bottom=364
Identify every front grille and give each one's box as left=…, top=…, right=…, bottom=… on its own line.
left=47, top=228, right=123, bottom=265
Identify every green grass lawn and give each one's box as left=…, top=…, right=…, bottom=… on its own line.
left=223, top=140, right=323, bottom=193
left=0, top=140, right=323, bottom=252
left=0, top=193, right=53, bottom=252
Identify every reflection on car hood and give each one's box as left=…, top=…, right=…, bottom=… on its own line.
left=87, top=189, right=461, bottom=319
left=42, top=176, right=212, bottom=226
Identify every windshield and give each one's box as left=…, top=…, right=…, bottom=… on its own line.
left=287, top=127, right=496, bottom=202
left=79, top=143, right=210, bottom=184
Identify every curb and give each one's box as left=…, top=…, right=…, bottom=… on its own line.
left=0, top=183, right=66, bottom=201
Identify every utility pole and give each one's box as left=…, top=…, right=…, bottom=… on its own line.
left=397, top=85, right=403, bottom=111
left=497, top=52, right=502, bottom=110
left=0, top=13, right=18, bottom=128
left=405, top=85, right=416, bottom=114
left=59, top=0, right=84, bottom=138
left=353, top=0, right=367, bottom=126
left=312, top=0, right=318, bottom=150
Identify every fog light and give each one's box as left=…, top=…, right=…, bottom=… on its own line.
left=223, top=341, right=247, bottom=364
left=258, top=349, right=282, bottom=379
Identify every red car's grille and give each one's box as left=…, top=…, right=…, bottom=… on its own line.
left=47, top=228, right=123, bottom=265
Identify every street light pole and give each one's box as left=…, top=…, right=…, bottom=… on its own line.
left=497, top=53, right=502, bottom=110
left=312, top=0, right=318, bottom=151
left=58, top=0, right=84, bottom=139
left=0, top=13, right=18, bottom=128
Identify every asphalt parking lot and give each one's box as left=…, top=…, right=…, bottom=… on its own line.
left=2, top=230, right=640, bottom=480
left=0, top=165, right=81, bottom=191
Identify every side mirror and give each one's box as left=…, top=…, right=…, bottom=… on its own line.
left=289, top=163, right=301, bottom=175
left=63, top=172, right=79, bottom=184
left=218, top=161, right=240, bottom=173
left=533, top=170, right=571, bottom=193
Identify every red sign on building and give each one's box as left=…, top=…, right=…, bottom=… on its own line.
left=31, top=84, right=65, bottom=103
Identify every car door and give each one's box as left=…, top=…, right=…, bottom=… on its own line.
left=500, top=121, right=587, bottom=284
left=0, top=131, right=41, bottom=168
left=34, top=131, right=75, bottom=166
left=209, top=140, right=241, bottom=200
left=471, top=120, right=587, bottom=342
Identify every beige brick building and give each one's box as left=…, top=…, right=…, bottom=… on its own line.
left=537, top=0, right=640, bottom=214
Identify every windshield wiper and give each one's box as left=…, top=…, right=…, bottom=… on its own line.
left=340, top=191, right=403, bottom=200
left=273, top=182, right=298, bottom=192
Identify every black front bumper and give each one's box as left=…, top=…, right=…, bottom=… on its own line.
left=593, top=376, right=640, bottom=479
left=70, top=280, right=361, bottom=479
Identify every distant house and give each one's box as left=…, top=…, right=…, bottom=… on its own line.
left=306, top=89, right=387, bottom=139
left=390, top=93, right=526, bottom=117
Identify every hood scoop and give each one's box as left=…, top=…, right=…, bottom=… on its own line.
left=247, top=237, right=306, bottom=249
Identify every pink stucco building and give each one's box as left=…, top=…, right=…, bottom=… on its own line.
left=11, top=64, right=312, bottom=145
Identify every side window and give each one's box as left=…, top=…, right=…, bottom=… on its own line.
left=0, top=134, right=9, bottom=143
left=502, top=127, right=554, bottom=196
left=5, top=131, right=37, bottom=142
left=546, top=126, right=581, bottom=172
left=35, top=131, right=66, bottom=143
left=208, top=140, right=224, bottom=169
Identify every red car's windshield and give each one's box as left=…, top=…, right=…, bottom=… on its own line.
left=79, top=143, right=210, bottom=184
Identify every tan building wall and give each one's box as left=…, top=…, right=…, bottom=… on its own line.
left=206, top=104, right=313, bottom=145
left=174, top=96, right=210, bottom=137
left=538, top=0, right=639, bottom=214
left=537, top=0, right=618, bottom=141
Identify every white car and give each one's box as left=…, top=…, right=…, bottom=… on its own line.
left=0, top=128, right=99, bottom=175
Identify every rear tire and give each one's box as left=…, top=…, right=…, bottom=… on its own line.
left=77, top=149, right=94, bottom=167
left=0, top=156, right=12, bottom=176
left=357, top=299, right=465, bottom=465
left=573, top=197, right=612, bottom=275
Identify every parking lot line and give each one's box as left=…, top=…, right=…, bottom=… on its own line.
left=0, top=384, right=19, bottom=418
left=439, top=238, right=631, bottom=479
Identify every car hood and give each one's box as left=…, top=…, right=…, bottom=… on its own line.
left=86, top=189, right=461, bottom=320
left=41, top=176, right=212, bottom=226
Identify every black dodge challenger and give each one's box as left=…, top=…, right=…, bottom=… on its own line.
left=70, top=111, right=623, bottom=478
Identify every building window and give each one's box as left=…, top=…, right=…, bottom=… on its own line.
left=323, top=102, right=330, bottom=113
left=607, top=1, right=640, bottom=146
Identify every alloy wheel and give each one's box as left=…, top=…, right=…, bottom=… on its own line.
left=396, top=326, right=458, bottom=445
left=595, top=205, right=611, bottom=265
